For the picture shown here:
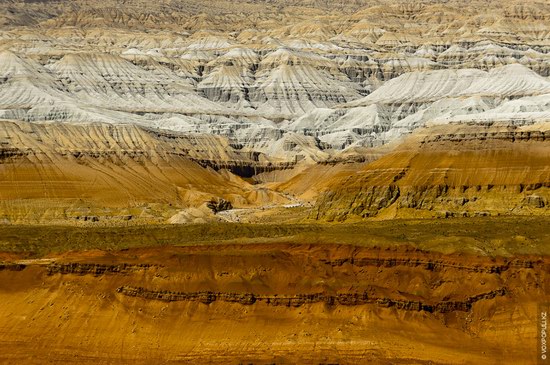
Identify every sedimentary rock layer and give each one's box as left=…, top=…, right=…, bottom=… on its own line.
left=309, top=122, right=550, bottom=220
left=0, top=242, right=547, bottom=363
left=0, top=120, right=291, bottom=224
left=0, top=0, right=549, bottom=221
left=0, top=0, right=549, bottom=154
left=116, top=285, right=508, bottom=313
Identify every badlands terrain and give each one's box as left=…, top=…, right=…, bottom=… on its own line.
left=1, top=218, right=550, bottom=364
left=0, top=0, right=549, bottom=224
left=0, top=0, right=549, bottom=363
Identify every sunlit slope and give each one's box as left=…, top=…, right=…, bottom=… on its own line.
left=0, top=121, right=288, bottom=224
left=312, top=122, right=550, bottom=220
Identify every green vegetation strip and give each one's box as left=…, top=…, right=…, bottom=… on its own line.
left=0, top=217, right=549, bottom=257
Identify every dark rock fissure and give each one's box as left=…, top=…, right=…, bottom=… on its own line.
left=116, top=286, right=507, bottom=313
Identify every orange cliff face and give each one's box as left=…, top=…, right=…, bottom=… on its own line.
left=1, top=120, right=549, bottom=225
left=0, top=121, right=293, bottom=224
left=0, top=241, right=548, bottom=364
left=0, top=2, right=549, bottom=363
left=0, top=0, right=549, bottom=224
left=311, top=122, right=550, bottom=221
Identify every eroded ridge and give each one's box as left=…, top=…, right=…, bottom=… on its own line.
left=0, top=263, right=26, bottom=271
left=321, top=257, right=541, bottom=273
left=46, top=262, right=158, bottom=276
left=116, top=286, right=507, bottom=313
left=0, top=238, right=547, bottom=364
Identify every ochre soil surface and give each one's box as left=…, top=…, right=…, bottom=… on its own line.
left=1, top=239, right=548, bottom=364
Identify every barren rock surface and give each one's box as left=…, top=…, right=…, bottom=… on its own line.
left=0, top=0, right=549, bottom=153
left=0, top=0, right=549, bottom=223
left=0, top=3, right=549, bottom=362
left=0, top=233, right=549, bottom=364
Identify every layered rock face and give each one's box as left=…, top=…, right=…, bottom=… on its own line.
left=0, top=242, right=548, bottom=363
left=0, top=0, right=549, bottom=222
left=312, top=122, right=550, bottom=220
left=0, top=0, right=549, bottom=154
left=1, top=3, right=549, bottom=363
left=0, top=121, right=292, bottom=224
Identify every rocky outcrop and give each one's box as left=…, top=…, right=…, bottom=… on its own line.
left=0, top=147, right=25, bottom=160
left=0, top=0, right=549, bottom=154
left=524, top=194, right=547, bottom=208
left=0, top=120, right=298, bottom=224
left=47, top=263, right=157, bottom=276
left=316, top=182, right=550, bottom=221
left=116, top=285, right=507, bottom=313
left=0, top=263, right=26, bottom=271
left=320, top=257, right=539, bottom=273
left=0, top=239, right=546, bottom=363
left=0, top=0, right=549, bottom=223
left=312, top=123, right=550, bottom=220
left=192, top=159, right=296, bottom=178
